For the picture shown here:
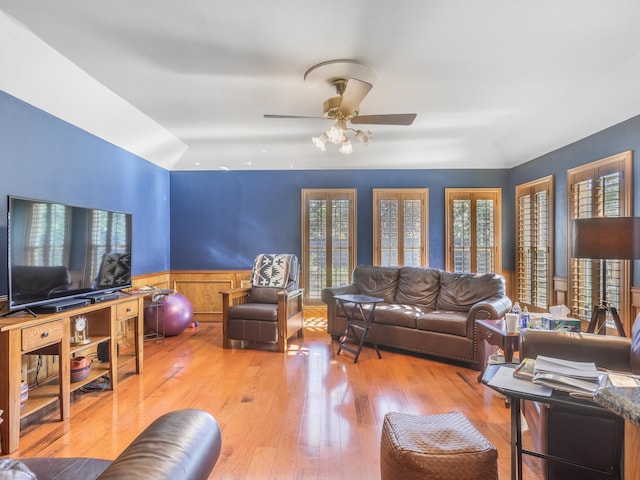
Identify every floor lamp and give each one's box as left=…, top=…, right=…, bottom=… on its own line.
left=572, top=217, right=640, bottom=337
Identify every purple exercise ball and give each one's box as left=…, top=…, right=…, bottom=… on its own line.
left=145, top=292, right=194, bottom=336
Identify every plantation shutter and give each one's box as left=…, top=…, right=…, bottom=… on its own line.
left=567, top=152, right=632, bottom=328
left=373, top=189, right=428, bottom=267
left=302, top=189, right=356, bottom=305
left=516, top=176, right=553, bottom=311
left=446, top=189, right=501, bottom=274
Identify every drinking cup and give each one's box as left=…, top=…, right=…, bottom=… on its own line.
left=505, top=313, right=519, bottom=333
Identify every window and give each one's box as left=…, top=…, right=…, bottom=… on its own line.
left=445, top=188, right=502, bottom=274
left=373, top=189, right=428, bottom=267
left=515, top=176, right=553, bottom=311
left=567, top=151, right=632, bottom=331
left=301, top=189, right=356, bottom=305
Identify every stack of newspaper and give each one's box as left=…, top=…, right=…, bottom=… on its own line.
left=514, top=355, right=606, bottom=395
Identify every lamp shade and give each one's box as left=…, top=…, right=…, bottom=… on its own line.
left=572, top=217, right=640, bottom=259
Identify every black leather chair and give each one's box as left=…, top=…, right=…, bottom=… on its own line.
left=15, top=409, right=222, bottom=480
left=221, top=254, right=304, bottom=352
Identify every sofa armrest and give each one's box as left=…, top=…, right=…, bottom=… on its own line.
left=520, top=329, right=632, bottom=371
left=320, top=284, right=359, bottom=304
left=98, top=409, right=222, bottom=480
left=321, top=284, right=360, bottom=335
left=468, top=295, right=512, bottom=323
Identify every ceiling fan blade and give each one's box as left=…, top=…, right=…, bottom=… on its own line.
left=264, top=114, right=325, bottom=120
left=339, top=79, right=373, bottom=117
left=351, top=113, right=417, bottom=126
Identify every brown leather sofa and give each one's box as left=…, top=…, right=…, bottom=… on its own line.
left=12, top=409, right=222, bottom=480
left=520, top=320, right=640, bottom=480
left=321, top=265, right=512, bottom=369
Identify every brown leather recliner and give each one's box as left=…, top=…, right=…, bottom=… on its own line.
left=221, top=254, right=304, bottom=352
left=520, top=316, right=640, bottom=480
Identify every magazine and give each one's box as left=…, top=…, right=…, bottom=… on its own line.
left=533, top=355, right=602, bottom=380
left=531, top=372, right=606, bottom=395
left=512, top=356, right=607, bottom=396
left=513, top=358, right=536, bottom=380
left=489, top=365, right=552, bottom=396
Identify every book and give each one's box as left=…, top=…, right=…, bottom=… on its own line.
left=513, top=358, right=536, bottom=380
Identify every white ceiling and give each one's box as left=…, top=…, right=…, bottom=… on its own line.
left=2, top=1, right=640, bottom=171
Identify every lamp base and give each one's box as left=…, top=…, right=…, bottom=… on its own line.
left=587, top=304, right=626, bottom=337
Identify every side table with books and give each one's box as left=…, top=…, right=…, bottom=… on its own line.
left=483, top=358, right=623, bottom=480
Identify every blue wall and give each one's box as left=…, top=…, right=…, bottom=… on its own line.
left=2, top=88, right=639, bottom=294
left=170, top=115, right=640, bottom=282
left=509, top=115, right=640, bottom=283
left=170, top=169, right=510, bottom=270
left=0, top=91, right=171, bottom=295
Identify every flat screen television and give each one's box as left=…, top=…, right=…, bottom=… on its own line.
left=7, top=196, right=132, bottom=312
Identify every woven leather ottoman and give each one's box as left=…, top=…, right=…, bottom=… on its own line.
left=380, top=411, right=498, bottom=480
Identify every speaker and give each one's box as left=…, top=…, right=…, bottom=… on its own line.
left=97, top=342, right=119, bottom=362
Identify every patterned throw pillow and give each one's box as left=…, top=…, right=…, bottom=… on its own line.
left=0, top=460, right=37, bottom=480
left=250, top=254, right=292, bottom=288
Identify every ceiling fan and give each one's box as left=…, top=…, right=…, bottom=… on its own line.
left=264, top=59, right=417, bottom=153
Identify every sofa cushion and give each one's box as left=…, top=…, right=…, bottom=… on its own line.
left=394, top=267, right=440, bottom=310
left=353, top=265, right=399, bottom=303
left=415, top=311, right=468, bottom=337
left=372, top=304, right=418, bottom=329
left=436, top=272, right=504, bottom=312
left=249, top=286, right=280, bottom=304
left=228, top=303, right=278, bottom=322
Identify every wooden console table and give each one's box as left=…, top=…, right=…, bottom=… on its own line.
left=0, top=294, right=144, bottom=454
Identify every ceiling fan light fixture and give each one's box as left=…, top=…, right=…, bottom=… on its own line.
left=315, top=121, right=369, bottom=154
left=338, top=139, right=353, bottom=154
left=312, top=134, right=328, bottom=151
left=326, top=122, right=346, bottom=144
left=355, top=129, right=372, bottom=145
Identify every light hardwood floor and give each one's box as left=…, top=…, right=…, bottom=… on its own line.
left=9, top=318, right=543, bottom=479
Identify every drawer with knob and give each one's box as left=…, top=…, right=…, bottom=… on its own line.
left=22, top=320, right=64, bottom=352
left=116, top=300, right=139, bottom=320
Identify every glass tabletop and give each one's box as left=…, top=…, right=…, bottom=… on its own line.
left=333, top=294, right=384, bottom=304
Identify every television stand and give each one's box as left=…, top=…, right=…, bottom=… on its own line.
left=0, top=294, right=144, bottom=454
